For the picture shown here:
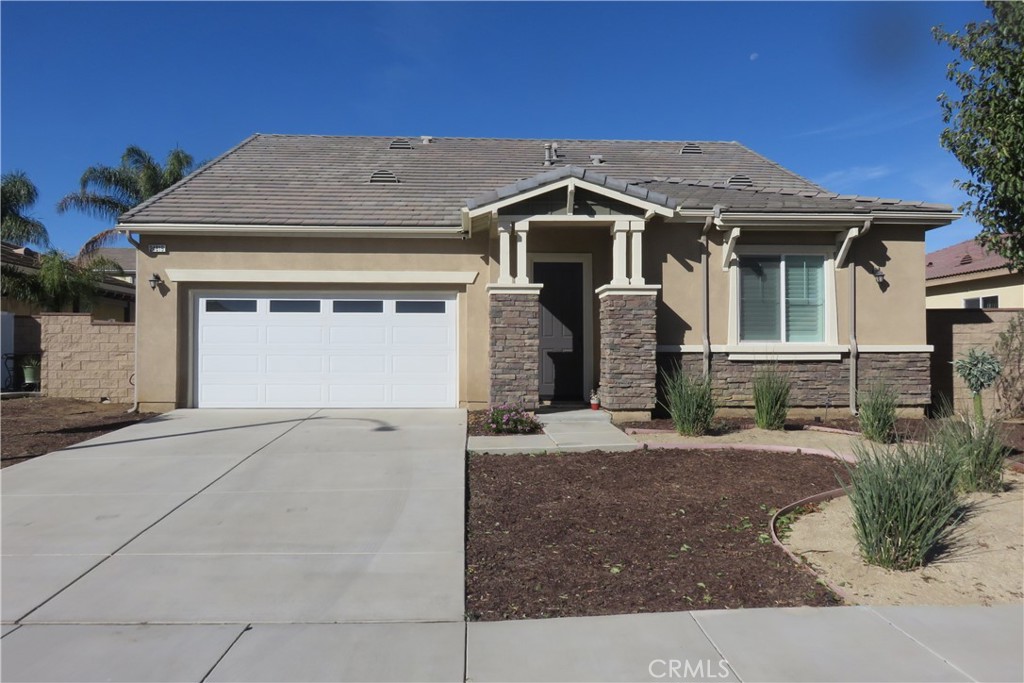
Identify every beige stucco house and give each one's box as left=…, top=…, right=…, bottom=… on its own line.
left=925, top=238, right=1023, bottom=310
left=116, top=135, right=958, bottom=417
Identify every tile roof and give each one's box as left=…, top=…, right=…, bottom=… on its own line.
left=91, top=247, right=136, bottom=273
left=120, top=134, right=954, bottom=228
left=1, top=241, right=136, bottom=292
left=925, top=238, right=1012, bottom=280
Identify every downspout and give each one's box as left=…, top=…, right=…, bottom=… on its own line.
left=122, top=229, right=141, bottom=414
left=847, top=218, right=873, bottom=416
left=701, top=209, right=719, bottom=378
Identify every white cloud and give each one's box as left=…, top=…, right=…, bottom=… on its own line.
left=817, top=165, right=893, bottom=188
left=749, top=52, right=759, bottom=61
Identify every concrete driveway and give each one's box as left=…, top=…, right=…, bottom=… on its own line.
left=2, top=409, right=467, bottom=682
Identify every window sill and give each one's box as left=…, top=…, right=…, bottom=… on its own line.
left=726, top=343, right=846, bottom=362
left=728, top=353, right=842, bottom=361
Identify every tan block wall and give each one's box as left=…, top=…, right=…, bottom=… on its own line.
left=927, top=308, right=1023, bottom=417
left=39, top=313, right=135, bottom=404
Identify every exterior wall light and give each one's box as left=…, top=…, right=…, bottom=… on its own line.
left=148, top=273, right=163, bottom=290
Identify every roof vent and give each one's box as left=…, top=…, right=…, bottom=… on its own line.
left=680, top=143, right=703, bottom=155
left=590, top=154, right=605, bottom=165
left=420, top=136, right=434, bottom=145
left=369, top=170, right=399, bottom=184
left=389, top=138, right=413, bottom=150
left=727, top=174, right=753, bottom=187
left=959, top=253, right=973, bottom=265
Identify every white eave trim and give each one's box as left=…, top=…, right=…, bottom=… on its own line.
left=466, top=177, right=675, bottom=219
left=118, top=223, right=466, bottom=238
left=164, top=269, right=479, bottom=285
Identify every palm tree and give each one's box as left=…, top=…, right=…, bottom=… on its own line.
left=57, top=145, right=199, bottom=256
left=2, top=249, right=120, bottom=312
left=1, top=171, right=50, bottom=247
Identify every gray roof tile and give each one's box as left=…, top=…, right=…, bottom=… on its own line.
left=120, top=134, right=953, bottom=228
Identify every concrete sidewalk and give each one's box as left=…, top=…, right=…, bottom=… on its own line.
left=468, top=408, right=638, bottom=454
left=467, top=605, right=1024, bottom=682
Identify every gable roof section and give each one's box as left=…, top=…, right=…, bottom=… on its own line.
left=91, top=247, right=137, bottom=272
left=926, top=238, right=1011, bottom=280
left=118, top=134, right=954, bottom=230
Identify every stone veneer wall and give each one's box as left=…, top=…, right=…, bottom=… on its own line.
left=658, top=352, right=931, bottom=408
left=40, top=313, right=135, bottom=403
left=489, top=292, right=540, bottom=409
left=599, top=294, right=657, bottom=411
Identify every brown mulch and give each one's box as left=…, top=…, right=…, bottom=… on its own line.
left=1, top=397, right=156, bottom=468
left=467, top=448, right=846, bottom=621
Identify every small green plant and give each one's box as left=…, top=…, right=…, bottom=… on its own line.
left=752, top=365, right=790, bottom=430
left=931, top=413, right=1010, bottom=493
left=659, top=364, right=716, bottom=436
left=857, top=383, right=899, bottom=443
left=844, top=441, right=963, bottom=571
left=486, top=403, right=542, bottom=435
left=953, top=348, right=1002, bottom=421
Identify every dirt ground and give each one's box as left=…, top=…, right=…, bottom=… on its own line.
left=636, top=427, right=864, bottom=461
left=467, top=448, right=846, bottom=621
left=1, top=397, right=156, bottom=468
left=787, top=471, right=1024, bottom=606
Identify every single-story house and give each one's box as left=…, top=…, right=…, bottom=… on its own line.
left=925, top=238, right=1023, bottom=310
left=92, top=247, right=138, bottom=285
left=1, top=241, right=136, bottom=322
left=116, top=135, right=958, bottom=417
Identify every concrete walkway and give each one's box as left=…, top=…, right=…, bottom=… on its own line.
left=468, top=408, right=638, bottom=454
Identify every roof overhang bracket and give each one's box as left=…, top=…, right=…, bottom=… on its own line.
left=835, top=218, right=872, bottom=268
left=461, top=207, right=472, bottom=237
left=722, top=227, right=741, bottom=271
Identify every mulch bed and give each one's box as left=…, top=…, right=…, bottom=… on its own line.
left=467, top=447, right=847, bottom=621
left=467, top=409, right=543, bottom=437
left=1, top=397, right=156, bottom=468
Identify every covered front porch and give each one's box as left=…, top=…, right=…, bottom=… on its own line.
left=465, top=166, right=673, bottom=417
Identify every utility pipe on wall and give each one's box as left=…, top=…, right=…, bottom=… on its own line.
left=701, top=213, right=716, bottom=377
left=847, top=218, right=873, bottom=415
left=122, top=229, right=141, bottom=414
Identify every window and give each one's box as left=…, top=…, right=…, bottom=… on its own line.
left=739, top=255, right=825, bottom=343
left=333, top=300, right=384, bottom=313
left=395, top=300, right=445, bottom=314
left=206, top=299, right=257, bottom=313
left=964, top=295, right=999, bottom=309
left=269, top=300, right=320, bottom=313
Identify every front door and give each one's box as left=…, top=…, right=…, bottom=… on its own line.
left=535, top=261, right=585, bottom=401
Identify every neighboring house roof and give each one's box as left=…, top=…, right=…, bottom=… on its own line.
left=0, top=241, right=135, bottom=296
left=91, top=247, right=136, bottom=273
left=119, top=134, right=954, bottom=229
left=925, top=238, right=1011, bottom=280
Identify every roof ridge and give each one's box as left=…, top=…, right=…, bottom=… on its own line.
left=118, top=134, right=263, bottom=223
left=255, top=133, right=738, bottom=145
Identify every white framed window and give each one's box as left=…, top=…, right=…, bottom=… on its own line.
left=727, top=245, right=839, bottom=351
left=964, top=295, right=998, bottom=309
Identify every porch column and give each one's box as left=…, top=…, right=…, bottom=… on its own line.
left=488, top=286, right=543, bottom=410
left=598, top=289, right=658, bottom=416
left=497, top=224, right=513, bottom=284
left=629, top=220, right=645, bottom=286
left=611, top=220, right=630, bottom=285
left=514, top=222, right=530, bottom=284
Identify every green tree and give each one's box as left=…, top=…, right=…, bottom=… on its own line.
left=2, top=249, right=121, bottom=312
left=934, top=2, right=1024, bottom=271
left=1, top=171, right=50, bottom=247
left=57, top=145, right=199, bottom=256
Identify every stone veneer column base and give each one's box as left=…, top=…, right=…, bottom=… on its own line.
left=599, top=290, right=658, bottom=412
left=489, top=287, right=541, bottom=410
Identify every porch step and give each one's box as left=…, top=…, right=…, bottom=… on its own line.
left=535, top=408, right=611, bottom=425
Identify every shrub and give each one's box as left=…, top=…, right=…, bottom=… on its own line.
left=857, top=383, right=899, bottom=443
left=752, top=365, right=790, bottom=430
left=994, top=311, right=1024, bottom=418
left=931, top=413, right=1010, bottom=493
left=659, top=365, right=716, bottom=436
left=844, top=441, right=963, bottom=571
left=953, top=348, right=1002, bottom=420
left=487, top=403, right=542, bottom=435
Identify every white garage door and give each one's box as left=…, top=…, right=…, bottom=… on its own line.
left=195, top=293, right=457, bottom=408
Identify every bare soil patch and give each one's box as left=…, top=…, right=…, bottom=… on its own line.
left=1, top=397, right=156, bottom=468
left=786, top=472, right=1024, bottom=606
left=467, top=448, right=847, bottom=621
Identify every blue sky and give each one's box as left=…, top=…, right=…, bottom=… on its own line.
left=1, top=1, right=990, bottom=254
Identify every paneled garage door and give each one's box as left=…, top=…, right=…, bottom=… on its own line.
left=195, top=293, right=457, bottom=408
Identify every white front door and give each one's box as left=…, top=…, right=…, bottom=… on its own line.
left=195, top=293, right=457, bottom=408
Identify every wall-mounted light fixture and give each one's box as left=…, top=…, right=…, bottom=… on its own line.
left=871, top=266, right=885, bottom=284
left=148, top=273, right=163, bottom=290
